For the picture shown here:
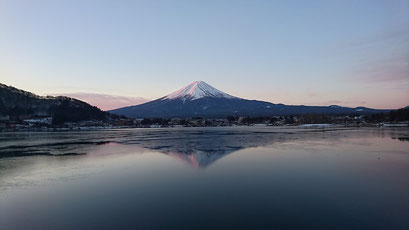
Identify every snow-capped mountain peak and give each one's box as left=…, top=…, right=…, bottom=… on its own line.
left=161, top=81, right=237, bottom=101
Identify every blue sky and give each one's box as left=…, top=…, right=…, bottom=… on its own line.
left=0, top=0, right=408, bottom=109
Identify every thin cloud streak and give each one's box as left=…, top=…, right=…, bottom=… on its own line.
left=53, top=93, right=149, bottom=111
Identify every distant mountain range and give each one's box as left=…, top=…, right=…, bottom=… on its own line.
left=109, top=81, right=390, bottom=118
left=0, top=83, right=112, bottom=124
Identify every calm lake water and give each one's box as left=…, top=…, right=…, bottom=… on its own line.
left=0, top=127, right=408, bottom=230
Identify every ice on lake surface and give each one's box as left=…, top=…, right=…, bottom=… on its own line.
left=0, top=126, right=408, bottom=230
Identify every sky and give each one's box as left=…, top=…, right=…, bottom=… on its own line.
left=0, top=0, right=408, bottom=110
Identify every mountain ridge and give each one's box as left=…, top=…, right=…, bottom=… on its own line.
left=0, top=83, right=112, bottom=124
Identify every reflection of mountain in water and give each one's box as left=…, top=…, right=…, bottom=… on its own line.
left=120, top=129, right=298, bottom=168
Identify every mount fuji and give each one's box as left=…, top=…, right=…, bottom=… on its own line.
left=109, top=81, right=388, bottom=118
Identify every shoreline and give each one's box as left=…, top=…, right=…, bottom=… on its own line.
left=1, top=123, right=408, bottom=133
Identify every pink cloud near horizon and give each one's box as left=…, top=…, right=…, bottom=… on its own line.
left=55, top=93, right=149, bottom=111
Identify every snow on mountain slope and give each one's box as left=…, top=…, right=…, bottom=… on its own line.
left=161, top=81, right=237, bottom=101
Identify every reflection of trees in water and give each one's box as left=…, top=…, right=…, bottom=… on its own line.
left=394, top=137, right=409, bottom=142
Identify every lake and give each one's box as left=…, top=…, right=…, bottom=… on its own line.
left=0, top=127, right=408, bottom=230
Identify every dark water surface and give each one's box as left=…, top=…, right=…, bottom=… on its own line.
left=0, top=127, right=408, bottom=229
